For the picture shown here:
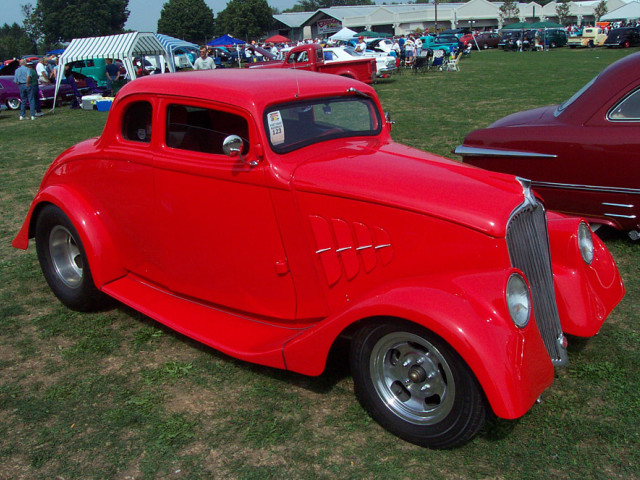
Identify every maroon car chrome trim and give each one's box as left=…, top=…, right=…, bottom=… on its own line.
left=531, top=180, right=640, bottom=195
left=454, top=145, right=557, bottom=158
left=604, top=213, right=637, bottom=219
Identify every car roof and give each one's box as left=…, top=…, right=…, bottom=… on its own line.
left=116, top=69, right=376, bottom=114
left=560, top=51, right=640, bottom=121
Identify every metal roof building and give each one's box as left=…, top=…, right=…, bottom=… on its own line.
left=272, top=0, right=630, bottom=40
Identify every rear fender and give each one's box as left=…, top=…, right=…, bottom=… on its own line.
left=12, top=185, right=126, bottom=288
left=283, top=270, right=554, bottom=419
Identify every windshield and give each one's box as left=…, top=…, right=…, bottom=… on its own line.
left=264, top=96, right=382, bottom=154
left=554, top=74, right=598, bottom=116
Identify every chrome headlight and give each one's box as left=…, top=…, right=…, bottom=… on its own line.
left=506, top=273, right=531, bottom=328
left=578, top=221, right=594, bottom=265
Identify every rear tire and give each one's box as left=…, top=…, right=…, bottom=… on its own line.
left=35, top=205, right=106, bottom=311
left=7, top=98, right=21, bottom=110
left=350, top=320, right=487, bottom=449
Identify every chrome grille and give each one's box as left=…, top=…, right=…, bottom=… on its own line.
left=506, top=194, right=568, bottom=366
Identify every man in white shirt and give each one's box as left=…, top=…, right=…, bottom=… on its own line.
left=355, top=36, right=367, bottom=53
left=193, top=47, right=215, bottom=70
left=36, top=56, right=51, bottom=85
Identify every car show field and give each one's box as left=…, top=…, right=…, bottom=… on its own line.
left=0, top=47, right=638, bottom=479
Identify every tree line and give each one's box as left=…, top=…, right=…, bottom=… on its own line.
left=1, top=0, right=276, bottom=58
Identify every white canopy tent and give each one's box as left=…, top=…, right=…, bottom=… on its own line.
left=155, top=33, right=198, bottom=71
left=329, top=27, right=358, bottom=41
left=53, top=32, right=173, bottom=110
left=601, top=1, right=640, bottom=21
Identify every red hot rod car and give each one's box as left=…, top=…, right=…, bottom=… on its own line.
left=13, top=69, right=624, bottom=448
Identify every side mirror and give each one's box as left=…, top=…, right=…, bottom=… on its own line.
left=385, top=111, right=395, bottom=131
left=223, top=134, right=244, bottom=158
left=223, top=135, right=258, bottom=167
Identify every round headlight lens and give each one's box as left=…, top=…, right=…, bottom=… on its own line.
left=578, top=221, right=594, bottom=265
left=506, top=273, right=531, bottom=328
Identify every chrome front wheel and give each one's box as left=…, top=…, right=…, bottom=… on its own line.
left=369, top=331, right=455, bottom=425
left=350, top=320, right=487, bottom=449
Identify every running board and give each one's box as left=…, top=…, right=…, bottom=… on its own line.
left=102, top=275, right=308, bottom=370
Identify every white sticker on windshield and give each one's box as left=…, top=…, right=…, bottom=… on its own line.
left=268, top=111, right=285, bottom=145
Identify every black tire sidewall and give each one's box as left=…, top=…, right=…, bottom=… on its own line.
left=350, top=320, right=487, bottom=449
left=35, top=204, right=103, bottom=311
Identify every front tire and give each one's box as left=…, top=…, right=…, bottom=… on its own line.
left=35, top=205, right=106, bottom=311
left=350, top=320, right=487, bottom=449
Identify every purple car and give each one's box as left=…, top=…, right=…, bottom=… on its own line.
left=0, top=74, right=91, bottom=110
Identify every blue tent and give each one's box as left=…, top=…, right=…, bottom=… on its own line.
left=208, top=34, right=246, bottom=47
left=46, top=48, right=66, bottom=55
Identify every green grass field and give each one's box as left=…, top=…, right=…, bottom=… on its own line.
left=1, top=48, right=639, bottom=479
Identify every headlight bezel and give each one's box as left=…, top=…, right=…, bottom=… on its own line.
left=506, top=272, right=531, bottom=329
left=578, top=221, right=594, bottom=265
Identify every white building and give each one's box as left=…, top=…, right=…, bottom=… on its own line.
left=271, top=0, right=629, bottom=40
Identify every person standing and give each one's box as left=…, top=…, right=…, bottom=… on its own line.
left=36, top=56, right=51, bottom=84
left=27, top=62, right=43, bottom=118
left=355, top=36, right=367, bottom=53
left=105, top=58, right=121, bottom=95
left=193, top=46, right=215, bottom=70
left=13, top=59, right=35, bottom=120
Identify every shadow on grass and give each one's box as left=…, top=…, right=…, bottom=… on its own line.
left=478, top=414, right=521, bottom=442
left=113, top=301, right=351, bottom=395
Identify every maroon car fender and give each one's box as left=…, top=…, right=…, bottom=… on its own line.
left=283, top=270, right=555, bottom=419
left=12, top=185, right=126, bottom=288
left=547, top=216, right=625, bottom=337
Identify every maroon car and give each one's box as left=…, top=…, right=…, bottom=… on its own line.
left=455, top=51, right=640, bottom=240
left=472, top=33, right=502, bottom=49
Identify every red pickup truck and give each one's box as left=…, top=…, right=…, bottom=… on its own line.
left=248, top=43, right=377, bottom=84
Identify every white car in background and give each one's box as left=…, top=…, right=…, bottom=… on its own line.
left=323, top=46, right=396, bottom=77
left=366, top=38, right=394, bottom=54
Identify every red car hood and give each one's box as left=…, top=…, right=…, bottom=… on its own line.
left=290, top=140, right=526, bottom=237
left=489, top=105, right=557, bottom=128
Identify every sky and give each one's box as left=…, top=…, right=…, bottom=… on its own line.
left=3, top=0, right=302, bottom=33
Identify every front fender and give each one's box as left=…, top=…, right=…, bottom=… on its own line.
left=283, top=270, right=554, bottom=419
left=547, top=216, right=625, bottom=336
left=12, top=184, right=126, bottom=288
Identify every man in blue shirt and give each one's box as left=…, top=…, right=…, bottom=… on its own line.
left=13, top=59, right=35, bottom=120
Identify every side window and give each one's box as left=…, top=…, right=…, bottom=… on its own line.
left=289, top=51, right=308, bottom=63
left=609, top=88, right=640, bottom=121
left=166, top=104, right=250, bottom=155
left=122, top=101, right=152, bottom=143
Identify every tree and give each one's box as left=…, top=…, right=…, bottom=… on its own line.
left=555, top=0, right=571, bottom=25
left=594, top=0, right=607, bottom=21
left=215, top=0, right=273, bottom=41
left=21, top=3, right=43, bottom=46
left=499, top=0, right=520, bottom=23
left=157, top=0, right=214, bottom=44
left=34, top=0, right=129, bottom=44
left=0, top=23, right=37, bottom=59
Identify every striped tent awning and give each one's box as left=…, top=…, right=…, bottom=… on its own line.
left=53, top=32, right=173, bottom=111
left=155, top=34, right=198, bottom=71
left=60, top=32, right=167, bottom=63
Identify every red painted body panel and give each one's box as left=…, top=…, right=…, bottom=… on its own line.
left=247, top=43, right=377, bottom=84
left=14, top=69, right=625, bottom=422
left=457, top=52, right=640, bottom=233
